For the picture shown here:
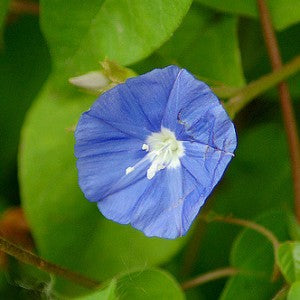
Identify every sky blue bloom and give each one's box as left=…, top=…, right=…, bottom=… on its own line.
left=75, top=66, right=237, bottom=239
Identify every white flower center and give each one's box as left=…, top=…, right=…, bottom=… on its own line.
left=125, top=128, right=184, bottom=179
left=145, top=128, right=184, bottom=179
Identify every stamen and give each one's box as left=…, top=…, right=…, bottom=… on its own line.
left=142, top=144, right=149, bottom=151
left=125, top=166, right=135, bottom=175
left=145, top=128, right=184, bottom=180
left=147, top=167, right=156, bottom=180
left=125, top=129, right=184, bottom=179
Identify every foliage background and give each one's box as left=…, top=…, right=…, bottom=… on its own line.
left=0, top=0, right=300, bottom=299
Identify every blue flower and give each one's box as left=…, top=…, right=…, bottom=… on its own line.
left=75, top=66, right=237, bottom=239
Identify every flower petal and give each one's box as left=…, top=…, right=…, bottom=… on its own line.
left=87, top=83, right=153, bottom=140
left=75, top=113, right=148, bottom=202
left=98, top=165, right=207, bottom=239
left=131, top=168, right=185, bottom=238
left=75, top=113, right=144, bottom=158
left=125, top=65, right=181, bottom=132
left=97, top=174, right=152, bottom=225
left=161, top=69, right=216, bottom=134
left=178, top=102, right=237, bottom=153
left=181, top=170, right=207, bottom=233
left=181, top=140, right=234, bottom=189
left=160, top=68, right=236, bottom=155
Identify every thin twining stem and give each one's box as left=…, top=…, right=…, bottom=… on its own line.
left=271, top=284, right=289, bottom=300
left=204, top=215, right=280, bottom=251
left=225, top=55, right=300, bottom=117
left=181, top=267, right=238, bottom=290
left=257, top=0, right=300, bottom=223
left=201, top=214, right=280, bottom=281
left=0, top=236, right=100, bottom=289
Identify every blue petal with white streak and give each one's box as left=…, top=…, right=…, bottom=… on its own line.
left=75, top=66, right=237, bottom=239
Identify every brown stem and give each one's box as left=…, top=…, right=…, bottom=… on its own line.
left=0, top=236, right=100, bottom=289
left=272, top=284, right=289, bottom=300
left=201, top=214, right=281, bottom=281
left=10, top=0, right=39, bottom=15
left=181, top=267, right=238, bottom=290
left=225, top=55, right=300, bottom=118
left=208, top=215, right=280, bottom=251
left=257, top=0, right=300, bottom=222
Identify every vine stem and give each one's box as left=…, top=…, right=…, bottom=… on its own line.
left=181, top=267, right=238, bottom=290
left=10, top=0, right=39, bottom=15
left=272, top=284, right=289, bottom=300
left=225, top=55, right=300, bottom=117
left=181, top=214, right=283, bottom=290
left=206, top=215, right=280, bottom=251
left=0, top=236, right=100, bottom=289
left=257, top=0, right=300, bottom=222
left=200, top=214, right=281, bottom=281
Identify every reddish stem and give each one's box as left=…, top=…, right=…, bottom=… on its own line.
left=0, top=236, right=100, bottom=289
left=10, top=0, right=39, bottom=15
left=181, top=267, right=238, bottom=290
left=257, top=0, right=300, bottom=222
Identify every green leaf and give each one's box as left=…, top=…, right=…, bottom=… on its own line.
left=277, top=242, right=300, bottom=284
left=41, top=0, right=192, bottom=87
left=19, top=79, right=188, bottom=296
left=220, top=210, right=289, bottom=300
left=77, top=280, right=117, bottom=300
left=221, top=275, right=279, bottom=300
left=77, top=269, right=184, bottom=300
left=230, top=210, right=288, bottom=274
left=288, top=281, right=300, bottom=300
left=132, top=4, right=245, bottom=87
left=116, top=268, right=184, bottom=300
left=0, top=0, right=9, bottom=31
left=195, top=0, right=300, bottom=31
